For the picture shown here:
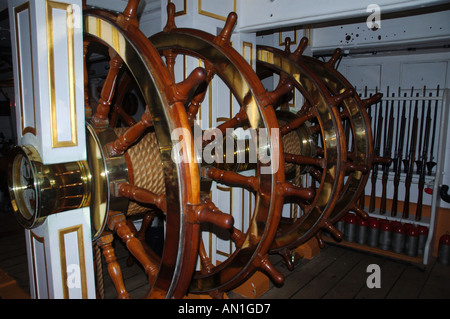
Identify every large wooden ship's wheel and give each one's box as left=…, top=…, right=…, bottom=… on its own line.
left=82, top=2, right=216, bottom=299
left=256, top=38, right=389, bottom=262
left=293, top=42, right=378, bottom=224
left=256, top=43, right=349, bottom=258
left=147, top=4, right=315, bottom=295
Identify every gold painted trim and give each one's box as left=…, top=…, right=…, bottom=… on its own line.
left=216, top=117, right=230, bottom=123
left=279, top=28, right=298, bottom=46
left=208, top=81, right=213, bottom=128
left=215, top=185, right=233, bottom=257
left=29, top=230, right=49, bottom=298
left=46, top=1, right=78, bottom=148
left=168, top=0, right=187, bottom=16
left=242, top=41, right=253, bottom=67
left=14, top=2, right=37, bottom=136
left=303, top=27, right=312, bottom=45
left=59, top=224, right=87, bottom=299
left=198, top=0, right=236, bottom=21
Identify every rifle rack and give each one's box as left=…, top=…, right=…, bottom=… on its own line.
left=328, top=86, right=450, bottom=265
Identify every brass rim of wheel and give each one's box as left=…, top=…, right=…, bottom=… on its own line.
left=256, top=45, right=348, bottom=252
left=298, top=51, right=374, bottom=223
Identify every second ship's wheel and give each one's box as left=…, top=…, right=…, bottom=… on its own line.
left=256, top=43, right=349, bottom=258
left=148, top=4, right=316, bottom=295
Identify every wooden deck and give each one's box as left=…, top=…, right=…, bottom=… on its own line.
left=1, top=209, right=449, bottom=300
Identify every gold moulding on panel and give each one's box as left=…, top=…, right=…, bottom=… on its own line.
left=46, top=0, right=78, bottom=148
left=198, top=0, right=236, bottom=21
left=59, top=225, right=88, bottom=299
left=168, top=0, right=187, bottom=16
left=242, top=41, right=254, bottom=67
left=215, top=185, right=233, bottom=258
left=279, top=29, right=298, bottom=46
left=14, top=2, right=37, bottom=136
left=29, top=231, right=47, bottom=298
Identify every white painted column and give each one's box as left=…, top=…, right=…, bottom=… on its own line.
left=9, top=0, right=95, bottom=298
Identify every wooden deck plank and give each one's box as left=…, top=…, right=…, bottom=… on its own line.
left=1, top=207, right=450, bottom=300
left=419, top=262, right=450, bottom=299
left=322, top=251, right=386, bottom=299
left=259, top=245, right=346, bottom=299
left=290, top=248, right=363, bottom=299
left=355, top=258, right=406, bottom=299
left=386, top=261, right=433, bottom=299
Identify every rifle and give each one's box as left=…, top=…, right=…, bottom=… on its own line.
left=403, top=87, right=414, bottom=173
left=416, top=103, right=432, bottom=221
left=427, top=85, right=440, bottom=175
left=369, top=88, right=386, bottom=213
left=391, top=96, right=407, bottom=217
left=379, top=97, right=395, bottom=215
left=415, top=86, right=427, bottom=174
left=402, top=102, right=419, bottom=219
left=392, top=87, right=401, bottom=172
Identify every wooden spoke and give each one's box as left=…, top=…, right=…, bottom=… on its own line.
left=330, top=88, right=355, bottom=107
left=359, top=92, right=383, bottom=109
left=279, top=109, right=316, bottom=135
left=91, top=48, right=123, bottom=128
left=117, top=0, right=140, bottom=29
left=104, top=110, right=153, bottom=157
left=266, top=76, right=294, bottom=108
left=197, top=199, right=234, bottom=230
left=167, top=67, right=207, bottom=105
left=231, top=227, right=246, bottom=248
left=213, top=12, right=237, bottom=47
left=163, top=2, right=177, bottom=32
left=187, top=61, right=216, bottom=122
left=125, top=212, right=157, bottom=267
left=315, top=232, right=325, bottom=248
left=108, top=211, right=159, bottom=286
left=198, top=240, right=214, bottom=274
left=284, top=152, right=326, bottom=168
left=97, top=232, right=130, bottom=299
left=279, top=248, right=295, bottom=271
left=202, top=107, right=248, bottom=147
left=278, top=182, right=315, bottom=201
left=207, top=167, right=259, bottom=192
left=117, top=182, right=166, bottom=212
left=254, top=254, right=284, bottom=286
left=309, top=167, right=323, bottom=182
left=320, top=218, right=343, bottom=241
left=111, top=103, right=138, bottom=127
left=325, top=48, right=341, bottom=69
left=289, top=36, right=309, bottom=62
left=350, top=204, right=369, bottom=220
left=345, top=161, right=369, bottom=174
left=110, top=74, right=137, bottom=127
left=162, top=49, right=178, bottom=80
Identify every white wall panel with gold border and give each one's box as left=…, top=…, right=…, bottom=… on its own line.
left=9, top=0, right=86, bottom=165
left=25, top=208, right=95, bottom=299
